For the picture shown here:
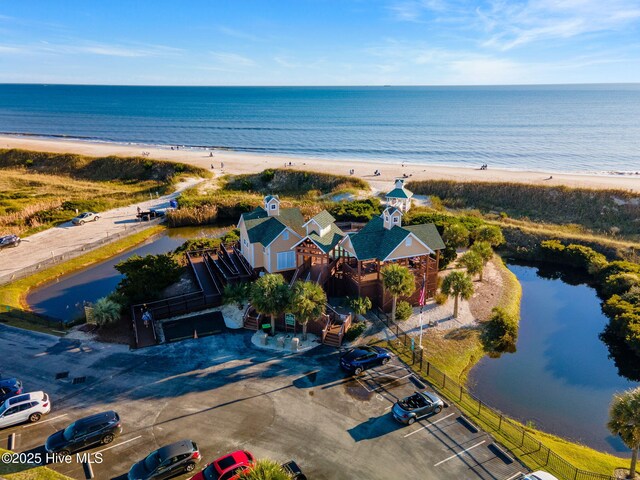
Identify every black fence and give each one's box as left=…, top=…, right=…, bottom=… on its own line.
left=375, top=313, right=619, bottom=480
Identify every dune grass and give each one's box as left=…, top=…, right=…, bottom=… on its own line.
left=0, top=225, right=165, bottom=335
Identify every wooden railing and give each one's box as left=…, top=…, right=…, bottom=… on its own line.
left=320, top=313, right=332, bottom=344
left=337, top=313, right=352, bottom=344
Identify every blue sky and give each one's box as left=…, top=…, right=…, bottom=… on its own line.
left=1, top=0, right=639, bottom=85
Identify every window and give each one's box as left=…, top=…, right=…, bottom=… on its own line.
left=385, top=215, right=389, bottom=222
left=406, top=237, right=412, bottom=246
left=282, top=230, right=289, bottom=240
left=393, top=216, right=399, bottom=223
left=243, top=238, right=248, bottom=247
left=270, top=203, right=276, bottom=210
left=277, top=251, right=295, bottom=270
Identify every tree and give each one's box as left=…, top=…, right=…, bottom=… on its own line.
left=443, top=223, right=470, bottom=248
left=474, top=225, right=505, bottom=247
left=237, top=459, right=293, bottom=480
left=289, top=280, right=327, bottom=340
left=350, top=296, right=372, bottom=320
left=607, top=386, right=640, bottom=479
left=459, top=250, right=483, bottom=280
left=249, top=274, right=290, bottom=335
left=441, top=271, right=474, bottom=318
left=381, top=264, right=416, bottom=323
left=223, top=282, right=250, bottom=308
left=92, top=297, right=121, bottom=326
left=470, top=241, right=493, bottom=281
left=114, top=254, right=182, bottom=305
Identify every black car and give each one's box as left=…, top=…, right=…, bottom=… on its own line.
left=392, top=390, right=444, bottom=425
left=0, top=378, right=23, bottom=403
left=128, top=439, right=201, bottom=480
left=340, top=345, right=392, bottom=375
left=45, top=411, right=122, bottom=455
left=0, top=235, right=21, bottom=250
left=282, top=460, right=307, bottom=480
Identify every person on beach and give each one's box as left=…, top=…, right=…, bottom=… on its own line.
left=221, top=162, right=224, bottom=169
left=137, top=206, right=141, bottom=215
left=209, top=152, right=213, bottom=157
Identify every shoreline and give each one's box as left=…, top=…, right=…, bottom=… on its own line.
left=1, top=134, right=639, bottom=191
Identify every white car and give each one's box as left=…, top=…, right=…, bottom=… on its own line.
left=72, top=212, right=100, bottom=225
left=0, top=391, right=51, bottom=428
left=523, top=472, right=559, bottom=480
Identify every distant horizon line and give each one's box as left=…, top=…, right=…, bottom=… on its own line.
left=1, top=82, right=639, bottom=88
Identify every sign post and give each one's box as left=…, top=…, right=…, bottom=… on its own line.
left=285, top=313, right=296, bottom=334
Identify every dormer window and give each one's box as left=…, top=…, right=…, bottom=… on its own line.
left=270, top=204, right=276, bottom=210
left=393, top=216, right=399, bottom=223
left=385, top=215, right=389, bottom=222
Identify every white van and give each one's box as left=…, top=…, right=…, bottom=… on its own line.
left=0, top=391, right=51, bottom=428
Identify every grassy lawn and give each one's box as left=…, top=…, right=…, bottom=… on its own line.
left=0, top=448, right=72, bottom=479
left=0, top=225, right=165, bottom=335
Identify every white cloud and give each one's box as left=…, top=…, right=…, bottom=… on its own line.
left=0, top=40, right=182, bottom=58
left=210, top=51, right=256, bottom=67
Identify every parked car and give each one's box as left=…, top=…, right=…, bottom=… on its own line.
left=45, top=410, right=121, bottom=455
left=0, top=234, right=21, bottom=250
left=0, top=391, right=50, bottom=428
left=128, top=439, right=201, bottom=480
left=392, top=390, right=444, bottom=425
left=0, top=378, right=23, bottom=403
left=191, top=450, right=254, bottom=480
left=521, top=472, right=559, bottom=480
left=282, top=460, right=307, bottom=480
left=72, top=212, right=100, bottom=225
left=340, top=345, right=391, bottom=375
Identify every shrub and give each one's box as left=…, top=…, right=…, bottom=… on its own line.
left=539, top=240, right=608, bottom=274
left=602, top=273, right=640, bottom=298
left=395, top=301, right=413, bottom=321
left=349, top=296, right=372, bottom=317
left=483, top=307, right=518, bottom=354
left=474, top=225, right=505, bottom=247
left=344, top=321, right=367, bottom=342
left=114, top=254, right=183, bottom=305
left=92, top=297, right=121, bottom=326
left=173, top=237, right=222, bottom=255
left=434, top=292, right=448, bottom=305
left=328, top=198, right=382, bottom=222
left=223, top=283, right=251, bottom=306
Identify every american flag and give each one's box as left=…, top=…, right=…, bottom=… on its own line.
left=418, top=274, right=426, bottom=308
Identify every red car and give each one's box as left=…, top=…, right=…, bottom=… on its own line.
left=191, top=450, right=254, bottom=480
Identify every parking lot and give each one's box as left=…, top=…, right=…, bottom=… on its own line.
left=0, top=324, right=527, bottom=480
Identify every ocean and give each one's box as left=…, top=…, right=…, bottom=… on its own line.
left=1, top=83, right=639, bottom=173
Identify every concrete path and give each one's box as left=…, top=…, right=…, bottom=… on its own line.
left=0, top=178, right=202, bottom=283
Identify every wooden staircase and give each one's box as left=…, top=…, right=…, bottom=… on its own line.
left=323, top=324, right=342, bottom=347
left=243, top=306, right=261, bottom=330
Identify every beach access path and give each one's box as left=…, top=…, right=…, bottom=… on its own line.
left=0, top=177, right=201, bottom=285
left=1, top=135, right=639, bottom=192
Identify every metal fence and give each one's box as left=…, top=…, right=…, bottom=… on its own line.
left=0, top=218, right=163, bottom=286
left=375, top=313, right=618, bottom=480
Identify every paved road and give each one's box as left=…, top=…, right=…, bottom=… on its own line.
left=0, top=324, right=527, bottom=480
left=0, top=178, right=201, bottom=283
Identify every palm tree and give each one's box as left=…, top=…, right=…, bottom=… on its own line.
left=459, top=250, right=483, bottom=280
left=350, top=296, right=372, bottom=321
left=249, top=273, right=290, bottom=335
left=92, top=297, right=121, bottom=326
left=289, top=280, right=327, bottom=340
left=441, top=271, right=474, bottom=318
left=607, top=386, right=640, bottom=479
left=470, top=241, right=493, bottom=281
left=381, top=263, right=416, bottom=323
left=238, top=459, right=293, bottom=480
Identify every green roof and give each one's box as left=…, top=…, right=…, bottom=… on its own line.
left=386, top=187, right=413, bottom=199
left=307, top=223, right=345, bottom=253
left=307, top=210, right=336, bottom=230
left=348, top=217, right=444, bottom=260
left=404, top=224, right=446, bottom=251
left=241, top=207, right=305, bottom=246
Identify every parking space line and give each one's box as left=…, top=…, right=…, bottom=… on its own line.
left=504, top=472, right=524, bottom=480
left=23, top=414, right=68, bottom=428
left=403, top=412, right=455, bottom=437
left=433, top=440, right=486, bottom=466
left=96, top=435, right=142, bottom=454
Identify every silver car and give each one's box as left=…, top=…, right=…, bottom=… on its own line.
left=72, top=212, right=100, bottom=225
left=392, top=390, right=444, bottom=425
left=0, top=391, right=51, bottom=428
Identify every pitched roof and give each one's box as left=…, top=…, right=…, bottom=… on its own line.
left=241, top=206, right=305, bottom=245
left=264, top=194, right=279, bottom=203
left=383, top=206, right=403, bottom=216
left=403, top=224, right=445, bottom=251
left=386, top=186, right=413, bottom=199
left=306, top=210, right=336, bottom=230
left=348, top=217, right=444, bottom=260
left=307, top=223, right=345, bottom=253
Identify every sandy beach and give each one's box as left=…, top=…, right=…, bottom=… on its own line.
left=1, top=134, right=639, bottom=192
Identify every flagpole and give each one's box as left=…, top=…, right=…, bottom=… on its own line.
left=419, top=307, right=424, bottom=348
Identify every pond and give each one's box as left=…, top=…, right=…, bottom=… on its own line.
left=27, top=226, right=228, bottom=323
left=468, top=262, right=638, bottom=455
